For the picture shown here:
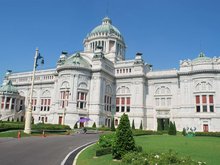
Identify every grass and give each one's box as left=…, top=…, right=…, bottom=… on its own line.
left=77, top=135, right=220, bottom=165
left=0, top=130, right=30, bottom=138
left=76, top=144, right=120, bottom=165
left=0, top=130, right=70, bottom=138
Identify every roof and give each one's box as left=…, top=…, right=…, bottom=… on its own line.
left=0, top=80, right=19, bottom=94
left=192, top=52, right=212, bottom=64
left=61, top=53, right=91, bottom=68
left=89, top=17, right=121, bottom=37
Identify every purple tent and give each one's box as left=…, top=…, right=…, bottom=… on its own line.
left=77, top=117, right=91, bottom=123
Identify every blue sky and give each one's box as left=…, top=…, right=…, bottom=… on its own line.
left=0, top=0, right=220, bottom=82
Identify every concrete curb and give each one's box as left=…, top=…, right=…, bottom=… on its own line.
left=72, top=143, right=96, bottom=165
left=61, top=140, right=97, bottom=165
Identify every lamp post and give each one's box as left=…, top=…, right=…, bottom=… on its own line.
left=24, top=48, right=44, bottom=134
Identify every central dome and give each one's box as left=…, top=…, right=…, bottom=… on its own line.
left=89, top=17, right=121, bottom=37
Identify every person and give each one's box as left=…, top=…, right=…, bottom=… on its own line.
left=83, top=127, right=87, bottom=134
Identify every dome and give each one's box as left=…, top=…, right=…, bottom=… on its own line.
left=89, top=17, right=121, bottom=37
left=192, top=52, right=212, bottom=64
left=58, top=52, right=91, bottom=69
left=0, top=80, right=19, bottom=94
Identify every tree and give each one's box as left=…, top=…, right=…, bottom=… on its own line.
left=139, top=120, right=143, bottom=130
left=132, top=119, right=135, bottom=130
left=157, top=119, right=162, bottom=131
left=164, top=119, right=169, bottom=131
left=74, top=122, right=78, bottom=129
left=92, top=122, right=96, bottom=128
left=112, top=113, right=136, bottom=159
left=168, top=121, right=177, bottom=135
left=111, top=118, right=116, bottom=131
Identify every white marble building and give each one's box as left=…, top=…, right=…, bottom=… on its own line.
left=1, top=17, right=220, bottom=132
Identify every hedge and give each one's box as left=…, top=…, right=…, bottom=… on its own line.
left=132, top=130, right=163, bottom=136
left=96, top=147, right=112, bottom=156
left=195, top=132, right=220, bottom=137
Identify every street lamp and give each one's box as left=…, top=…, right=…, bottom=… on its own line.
left=24, top=48, right=44, bottom=134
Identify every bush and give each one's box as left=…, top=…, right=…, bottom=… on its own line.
left=111, top=118, right=116, bottom=131
left=0, top=122, right=24, bottom=132
left=195, top=132, right=220, bottom=137
left=139, top=120, right=143, bottom=130
left=168, top=121, right=177, bottom=135
left=74, top=123, right=78, bottom=129
left=112, top=113, right=136, bottom=159
left=96, top=147, right=112, bottom=156
left=132, top=119, right=135, bottom=130
left=182, top=128, right=187, bottom=136
left=132, top=129, right=163, bottom=136
left=92, top=122, right=96, bottom=128
left=32, top=123, right=71, bottom=130
left=97, top=126, right=111, bottom=131
left=98, top=133, right=116, bottom=148
left=122, top=150, right=207, bottom=165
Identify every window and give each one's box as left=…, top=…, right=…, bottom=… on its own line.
left=1, top=97, right=5, bottom=109
left=195, top=95, right=214, bottom=113
left=20, top=100, right=24, bottom=111
left=41, top=99, right=51, bottom=111
left=77, top=92, right=87, bottom=109
left=116, top=97, right=131, bottom=113
left=60, top=91, right=69, bottom=108
left=104, top=95, right=112, bottom=112
left=6, top=97, right=10, bottom=109
left=32, top=99, right=37, bottom=111
left=11, top=98, right=16, bottom=110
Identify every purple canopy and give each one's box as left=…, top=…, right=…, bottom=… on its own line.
left=77, top=117, right=91, bottom=123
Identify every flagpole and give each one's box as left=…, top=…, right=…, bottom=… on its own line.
left=24, top=48, right=39, bottom=134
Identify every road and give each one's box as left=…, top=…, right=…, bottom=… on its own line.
left=0, top=133, right=99, bottom=165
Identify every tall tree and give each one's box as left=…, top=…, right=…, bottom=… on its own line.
left=112, top=114, right=135, bottom=159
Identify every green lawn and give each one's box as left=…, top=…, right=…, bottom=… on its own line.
left=77, top=135, right=220, bottom=165
left=0, top=130, right=30, bottom=138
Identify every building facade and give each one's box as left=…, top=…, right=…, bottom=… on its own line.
left=1, top=17, right=220, bottom=132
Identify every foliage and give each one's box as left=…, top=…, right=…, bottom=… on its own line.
left=157, top=119, right=162, bottom=131
left=0, top=122, right=24, bottom=132
left=182, top=128, right=187, bottom=136
left=97, top=133, right=116, bottom=148
left=111, top=118, right=116, bottom=131
left=132, top=119, right=135, bottom=130
left=32, top=123, right=71, bottom=130
left=168, top=121, right=177, bottom=135
left=195, top=132, right=220, bottom=137
left=132, top=129, right=163, bottom=136
left=97, top=126, right=111, bottom=131
left=92, top=122, right=96, bottom=128
left=112, top=113, right=136, bottom=159
left=96, top=147, right=112, bottom=156
left=74, top=122, right=78, bottom=129
left=164, top=119, right=169, bottom=131
left=139, top=120, right=143, bottom=130
left=122, top=150, right=207, bottom=165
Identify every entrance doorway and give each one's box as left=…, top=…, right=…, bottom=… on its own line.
left=203, top=124, right=209, bottom=132
left=157, top=118, right=169, bottom=131
left=58, top=116, right=63, bottom=125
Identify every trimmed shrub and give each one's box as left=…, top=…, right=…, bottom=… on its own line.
left=157, top=119, right=162, bottom=131
left=164, top=119, right=169, bottom=131
left=132, top=129, right=163, bottom=136
left=32, top=123, right=71, bottom=130
left=92, top=122, right=96, bottom=128
left=195, top=132, right=220, bottom=137
left=98, top=133, right=116, bottom=148
left=132, top=119, right=135, bottom=130
left=96, top=147, right=112, bottom=156
left=112, top=113, right=136, bottom=159
left=139, top=120, right=143, bottom=130
left=122, top=150, right=207, bottom=165
left=182, top=128, right=187, bottom=136
left=168, top=121, right=177, bottom=135
left=111, top=118, right=116, bottom=131
left=74, top=123, right=78, bottom=129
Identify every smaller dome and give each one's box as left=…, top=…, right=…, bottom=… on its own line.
left=89, top=17, right=121, bottom=37
left=61, top=53, right=91, bottom=68
left=0, top=80, right=19, bottom=94
left=192, top=52, right=212, bottom=64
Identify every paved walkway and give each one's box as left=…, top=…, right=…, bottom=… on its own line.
left=0, top=133, right=99, bottom=165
